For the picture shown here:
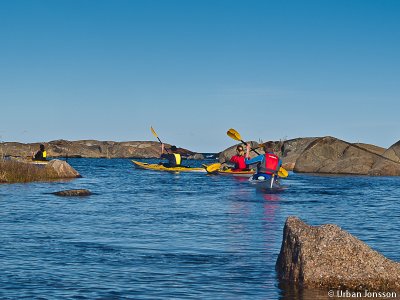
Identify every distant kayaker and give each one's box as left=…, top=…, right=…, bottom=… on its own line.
left=160, top=143, right=183, bottom=168
left=229, top=145, right=247, bottom=171
left=32, top=144, right=47, bottom=161
left=245, top=141, right=282, bottom=180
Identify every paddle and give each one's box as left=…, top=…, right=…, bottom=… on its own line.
left=278, top=167, right=288, bottom=178
left=203, top=162, right=221, bottom=174
left=150, top=126, right=169, bottom=154
left=227, top=128, right=260, bottom=155
left=227, top=128, right=288, bottom=178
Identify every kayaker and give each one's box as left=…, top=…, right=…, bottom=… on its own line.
left=160, top=143, right=183, bottom=168
left=32, top=144, right=47, bottom=161
left=245, top=141, right=282, bottom=180
left=229, top=145, right=247, bottom=171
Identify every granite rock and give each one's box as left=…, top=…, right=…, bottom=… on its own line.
left=53, top=189, right=91, bottom=196
left=0, top=140, right=196, bottom=159
left=276, top=216, right=400, bottom=291
left=45, top=159, right=81, bottom=178
left=294, top=136, right=400, bottom=175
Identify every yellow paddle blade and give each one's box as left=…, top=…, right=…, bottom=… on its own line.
left=227, top=128, right=242, bottom=141
left=150, top=126, right=158, bottom=138
left=278, top=167, right=289, bottom=178
left=205, top=163, right=221, bottom=173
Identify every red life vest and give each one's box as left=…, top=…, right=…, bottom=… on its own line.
left=259, top=153, right=279, bottom=174
left=230, top=155, right=247, bottom=170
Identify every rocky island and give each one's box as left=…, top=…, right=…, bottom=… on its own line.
left=0, top=140, right=200, bottom=159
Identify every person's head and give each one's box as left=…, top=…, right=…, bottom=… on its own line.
left=262, top=141, right=274, bottom=153
left=39, top=144, right=45, bottom=151
left=170, top=145, right=177, bottom=152
left=236, top=145, right=245, bottom=156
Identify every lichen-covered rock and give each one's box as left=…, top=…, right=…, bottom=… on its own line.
left=53, top=189, right=91, bottom=196
left=354, top=143, right=386, bottom=156
left=369, top=157, right=400, bottom=176
left=382, top=140, right=400, bottom=163
left=281, top=138, right=318, bottom=170
left=294, top=136, right=400, bottom=175
left=276, top=216, right=400, bottom=291
left=45, top=159, right=81, bottom=178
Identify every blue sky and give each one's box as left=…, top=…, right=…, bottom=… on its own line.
left=1, top=0, right=399, bottom=152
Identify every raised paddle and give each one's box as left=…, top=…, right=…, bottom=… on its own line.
left=150, top=126, right=169, bottom=154
left=227, top=128, right=260, bottom=155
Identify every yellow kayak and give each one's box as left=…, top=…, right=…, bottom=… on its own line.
left=217, top=168, right=255, bottom=177
left=203, top=163, right=255, bottom=177
left=132, top=160, right=206, bottom=173
left=204, top=162, right=288, bottom=178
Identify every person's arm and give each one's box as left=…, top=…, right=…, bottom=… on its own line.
left=245, top=144, right=251, bottom=159
left=245, top=144, right=263, bottom=165
left=245, top=155, right=263, bottom=165
left=161, top=143, right=165, bottom=155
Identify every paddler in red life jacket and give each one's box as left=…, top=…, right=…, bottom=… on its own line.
left=245, top=141, right=282, bottom=180
left=160, top=143, right=183, bottom=168
left=229, top=145, right=247, bottom=171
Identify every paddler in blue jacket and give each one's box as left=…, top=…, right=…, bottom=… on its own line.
left=160, top=143, right=183, bottom=168
left=245, top=141, right=282, bottom=180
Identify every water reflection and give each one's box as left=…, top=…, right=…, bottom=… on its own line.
left=278, top=281, right=332, bottom=300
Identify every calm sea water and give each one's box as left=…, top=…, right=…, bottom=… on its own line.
left=1, top=158, right=399, bottom=299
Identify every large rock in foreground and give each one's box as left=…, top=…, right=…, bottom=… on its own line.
left=294, top=136, right=400, bottom=175
left=45, top=160, right=81, bottom=178
left=276, top=217, right=400, bottom=291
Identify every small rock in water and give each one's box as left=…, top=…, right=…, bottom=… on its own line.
left=53, top=189, right=92, bottom=197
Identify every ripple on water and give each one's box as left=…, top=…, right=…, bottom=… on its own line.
left=0, top=158, right=399, bottom=299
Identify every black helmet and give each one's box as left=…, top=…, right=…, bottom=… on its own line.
left=171, top=145, right=177, bottom=151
